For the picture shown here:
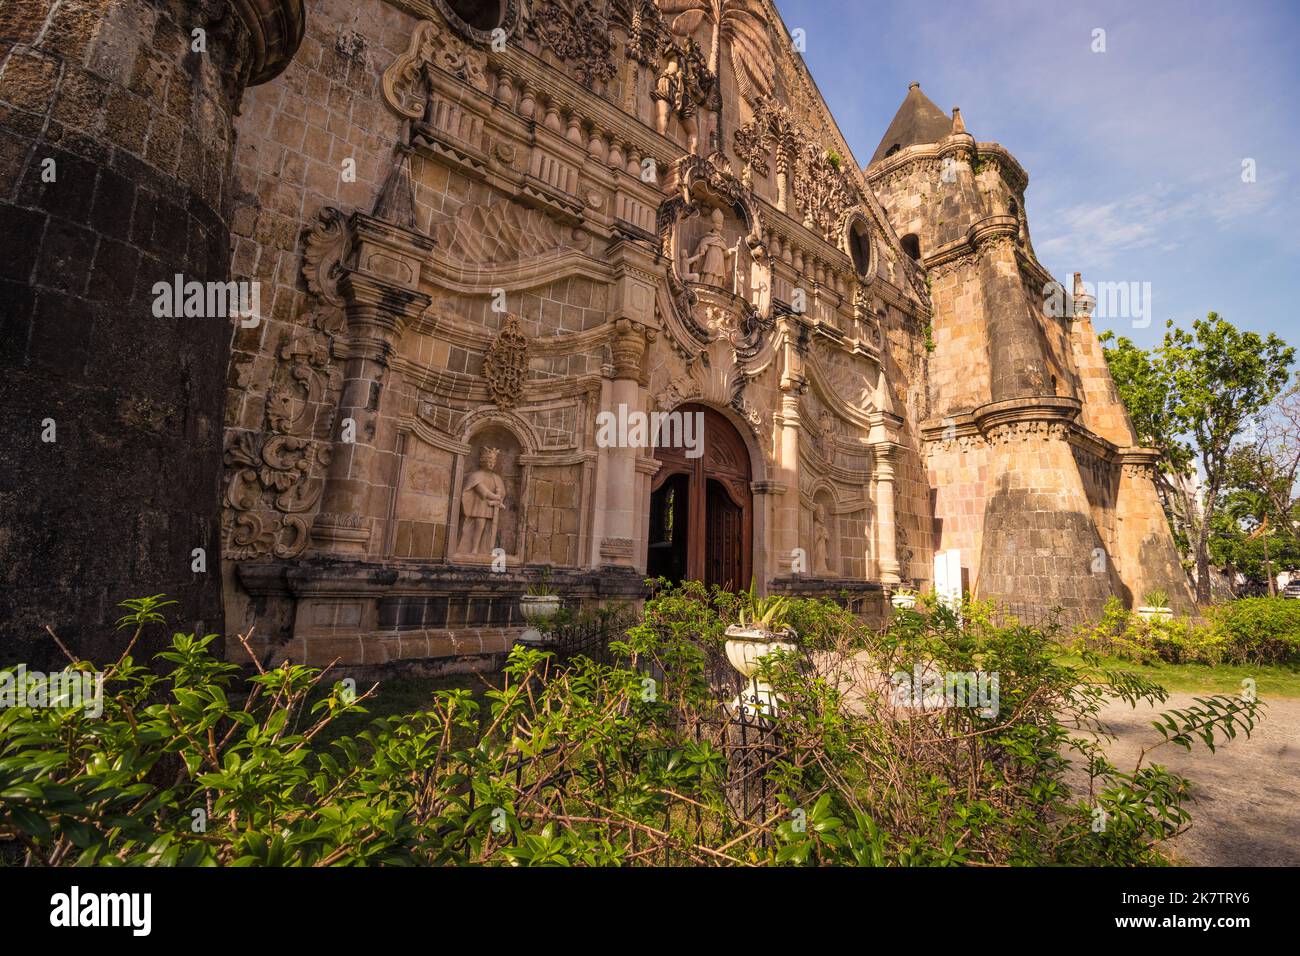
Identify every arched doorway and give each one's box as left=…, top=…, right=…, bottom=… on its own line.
left=647, top=405, right=752, bottom=591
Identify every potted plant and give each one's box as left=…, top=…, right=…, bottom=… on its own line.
left=1136, top=589, right=1174, bottom=622
left=891, top=586, right=918, bottom=610
left=520, top=565, right=562, bottom=624
left=724, top=581, right=798, bottom=718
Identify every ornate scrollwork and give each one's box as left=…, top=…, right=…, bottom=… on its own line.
left=301, top=207, right=348, bottom=308
left=224, top=254, right=345, bottom=560
left=483, top=315, right=530, bottom=409
left=985, top=420, right=1070, bottom=445
left=528, top=0, right=618, bottom=87
left=383, top=19, right=488, bottom=119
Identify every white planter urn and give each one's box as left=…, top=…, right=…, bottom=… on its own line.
left=518, top=595, right=562, bottom=646
left=724, top=624, right=797, bottom=719
left=520, top=594, right=561, bottom=623
left=891, top=591, right=918, bottom=610
left=1136, top=606, right=1174, bottom=623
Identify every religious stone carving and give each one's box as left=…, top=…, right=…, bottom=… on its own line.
left=651, top=39, right=711, bottom=154
left=529, top=0, right=617, bottom=88
left=812, top=501, right=832, bottom=575
left=660, top=0, right=774, bottom=104
left=483, top=315, right=530, bottom=409
left=685, top=207, right=739, bottom=286
left=458, top=446, right=507, bottom=555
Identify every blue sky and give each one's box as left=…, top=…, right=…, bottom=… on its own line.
left=777, top=0, right=1300, bottom=350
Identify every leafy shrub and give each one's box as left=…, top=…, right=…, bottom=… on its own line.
left=1207, top=597, right=1300, bottom=665
left=1079, top=596, right=1300, bottom=665
left=0, top=591, right=1261, bottom=866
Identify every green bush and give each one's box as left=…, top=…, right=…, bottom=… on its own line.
left=1078, top=596, right=1300, bottom=666
left=1208, top=598, right=1300, bottom=665
left=0, top=591, right=1262, bottom=866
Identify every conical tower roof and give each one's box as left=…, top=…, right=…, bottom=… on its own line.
left=869, top=82, right=954, bottom=165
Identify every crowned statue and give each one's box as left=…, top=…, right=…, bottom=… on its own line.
left=459, top=447, right=506, bottom=556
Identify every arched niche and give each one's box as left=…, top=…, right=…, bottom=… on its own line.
left=806, top=484, right=841, bottom=578
left=448, top=416, right=532, bottom=565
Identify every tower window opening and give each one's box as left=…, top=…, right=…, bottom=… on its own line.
left=900, top=234, right=922, bottom=261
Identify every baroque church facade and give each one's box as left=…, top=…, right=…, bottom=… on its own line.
left=0, top=0, right=1193, bottom=669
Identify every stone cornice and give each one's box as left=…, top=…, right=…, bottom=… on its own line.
left=973, top=396, right=1082, bottom=435
left=866, top=139, right=1028, bottom=193
left=230, top=0, right=306, bottom=85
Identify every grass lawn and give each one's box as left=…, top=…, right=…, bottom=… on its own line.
left=1059, top=653, right=1300, bottom=698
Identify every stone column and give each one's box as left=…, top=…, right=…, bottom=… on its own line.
left=774, top=383, right=804, bottom=576
left=873, top=443, right=902, bottom=585
left=312, top=214, right=433, bottom=556
left=0, top=0, right=303, bottom=666
left=598, top=317, right=648, bottom=568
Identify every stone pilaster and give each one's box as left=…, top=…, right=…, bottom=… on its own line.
left=597, top=316, right=649, bottom=568
left=872, top=443, right=902, bottom=585
left=312, top=213, right=433, bottom=556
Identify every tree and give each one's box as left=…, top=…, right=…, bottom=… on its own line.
left=1099, top=332, right=1198, bottom=567
left=1247, top=383, right=1300, bottom=551
left=660, top=0, right=775, bottom=102
left=1103, top=314, right=1294, bottom=604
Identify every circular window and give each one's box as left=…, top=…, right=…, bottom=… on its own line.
left=435, top=0, right=519, bottom=42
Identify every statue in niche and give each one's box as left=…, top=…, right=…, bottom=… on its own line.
left=686, top=208, right=739, bottom=288
left=813, top=502, right=832, bottom=576
left=748, top=242, right=771, bottom=314
left=652, top=42, right=707, bottom=154
left=459, top=446, right=506, bottom=555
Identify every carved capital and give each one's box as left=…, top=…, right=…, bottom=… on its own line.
left=610, top=318, right=649, bottom=380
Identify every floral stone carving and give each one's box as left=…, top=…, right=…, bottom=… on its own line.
left=483, top=315, right=530, bottom=409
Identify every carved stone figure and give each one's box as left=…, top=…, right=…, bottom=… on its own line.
left=813, top=502, right=832, bottom=575
left=686, top=208, right=738, bottom=287
left=652, top=46, right=697, bottom=152
left=459, top=447, right=506, bottom=555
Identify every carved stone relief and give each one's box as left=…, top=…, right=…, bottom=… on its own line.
left=452, top=424, right=524, bottom=561
left=483, top=315, right=530, bottom=409
left=223, top=308, right=343, bottom=560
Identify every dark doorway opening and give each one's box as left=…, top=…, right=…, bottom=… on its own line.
left=648, top=473, right=690, bottom=584
left=649, top=405, right=752, bottom=591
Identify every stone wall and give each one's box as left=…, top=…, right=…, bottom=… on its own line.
left=0, top=0, right=301, bottom=666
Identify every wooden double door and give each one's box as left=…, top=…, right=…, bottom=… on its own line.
left=647, top=405, right=752, bottom=592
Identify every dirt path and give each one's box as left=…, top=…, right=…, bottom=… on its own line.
left=1070, top=693, right=1300, bottom=866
